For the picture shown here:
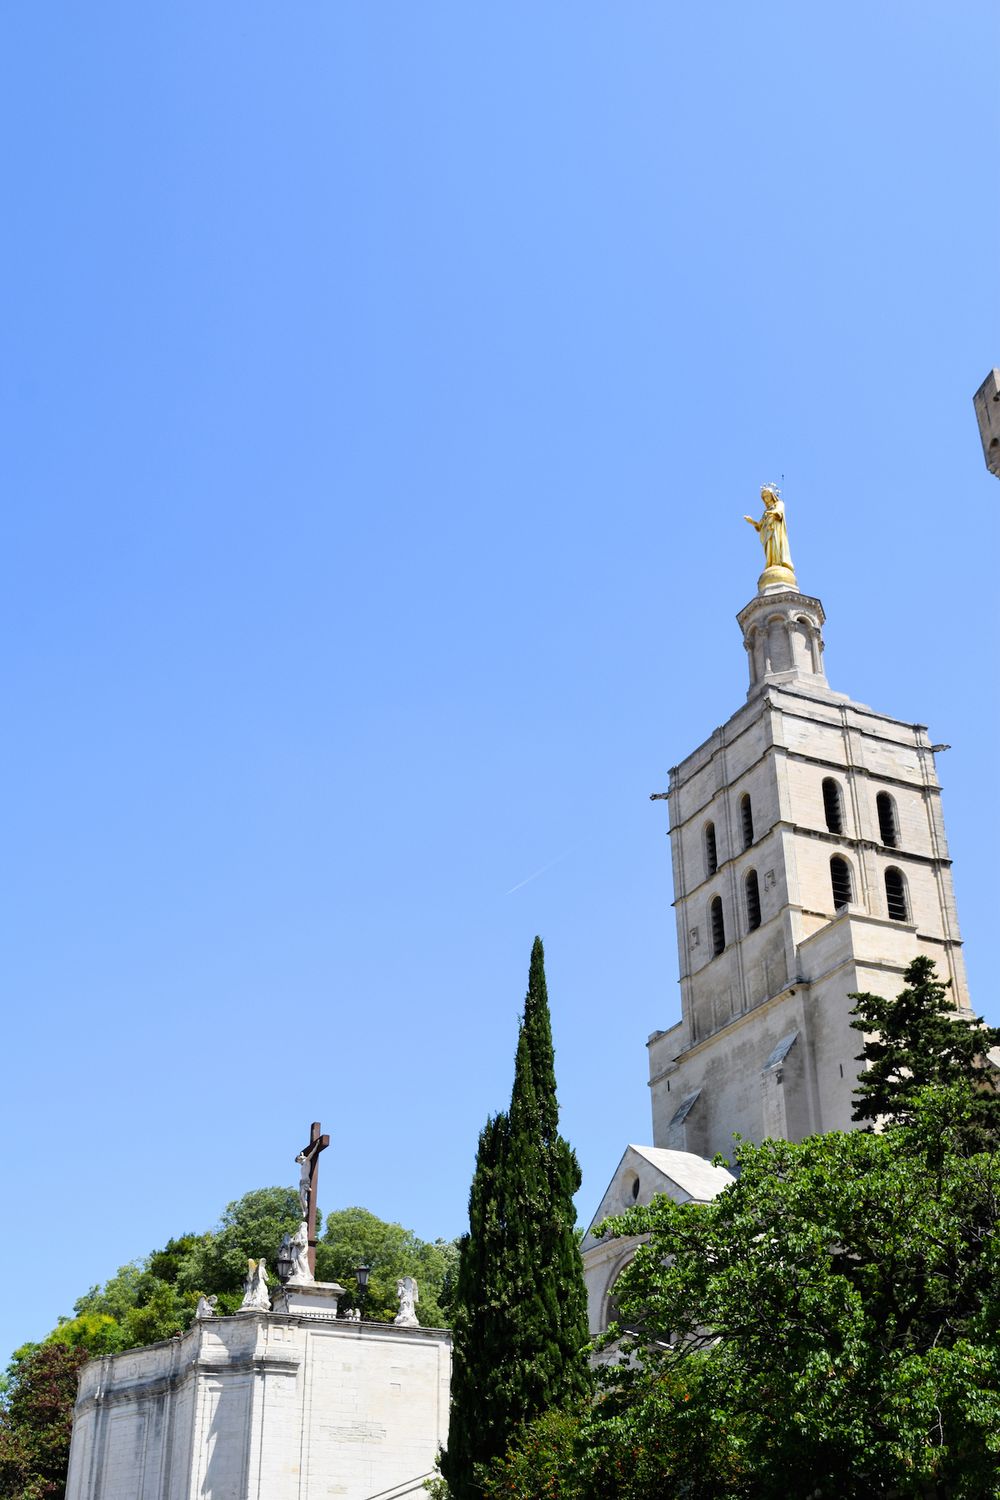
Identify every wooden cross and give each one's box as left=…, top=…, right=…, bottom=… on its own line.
left=296, top=1121, right=330, bottom=1276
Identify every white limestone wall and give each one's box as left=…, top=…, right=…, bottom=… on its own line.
left=66, top=1313, right=451, bottom=1500
left=649, top=900, right=969, bottom=1160
left=649, top=985, right=817, bottom=1159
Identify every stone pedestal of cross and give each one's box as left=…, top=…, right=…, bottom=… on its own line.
left=296, top=1121, right=330, bottom=1276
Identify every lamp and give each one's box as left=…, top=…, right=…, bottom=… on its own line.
left=355, top=1264, right=370, bottom=1322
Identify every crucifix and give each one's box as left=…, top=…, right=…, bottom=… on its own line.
left=295, top=1121, right=330, bottom=1276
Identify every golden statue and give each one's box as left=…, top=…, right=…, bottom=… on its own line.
left=744, top=485, right=797, bottom=590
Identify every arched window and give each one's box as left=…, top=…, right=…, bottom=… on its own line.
left=885, top=867, right=909, bottom=921
left=604, top=1261, right=632, bottom=1331
left=740, top=793, right=754, bottom=849
left=744, top=869, right=761, bottom=931
left=710, top=896, right=726, bottom=955
left=830, top=855, right=853, bottom=909
left=877, top=791, right=899, bottom=848
left=704, top=822, right=718, bottom=878
left=822, top=778, right=844, bottom=834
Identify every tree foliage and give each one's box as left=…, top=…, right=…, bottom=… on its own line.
left=317, top=1207, right=458, bottom=1328
left=0, top=1343, right=89, bottom=1500
left=441, top=938, right=591, bottom=1499
left=176, top=1188, right=303, bottom=1311
left=851, top=955, right=1000, bottom=1146
left=481, top=1086, right=1000, bottom=1499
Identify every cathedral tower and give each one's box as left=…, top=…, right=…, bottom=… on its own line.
left=647, top=490, right=970, bottom=1161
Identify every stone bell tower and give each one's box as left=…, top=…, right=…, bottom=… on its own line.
left=646, top=489, right=971, bottom=1162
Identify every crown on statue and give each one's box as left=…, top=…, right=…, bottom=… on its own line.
left=761, top=481, right=782, bottom=499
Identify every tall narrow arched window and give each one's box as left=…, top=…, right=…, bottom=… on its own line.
left=877, top=791, right=899, bottom=848
left=830, top=855, right=853, bottom=909
left=885, top=867, right=909, bottom=921
left=744, top=869, right=761, bottom=931
left=704, top=822, right=718, bottom=878
left=604, top=1260, right=634, bottom=1331
left=823, top=778, right=844, bottom=834
left=710, top=896, right=726, bottom=955
left=740, top=793, right=754, bottom=850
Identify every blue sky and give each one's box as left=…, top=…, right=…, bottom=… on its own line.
left=2, top=3, right=997, bottom=1363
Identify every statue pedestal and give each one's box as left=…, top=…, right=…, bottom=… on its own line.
left=757, top=564, right=798, bottom=594
left=272, top=1280, right=345, bottom=1318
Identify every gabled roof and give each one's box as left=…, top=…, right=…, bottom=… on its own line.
left=581, top=1143, right=734, bottom=1250
left=627, top=1144, right=735, bottom=1198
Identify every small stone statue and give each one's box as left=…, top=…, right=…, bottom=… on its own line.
left=288, top=1220, right=313, bottom=1284
left=394, top=1276, right=419, bottom=1327
left=195, top=1294, right=218, bottom=1319
left=296, top=1151, right=311, bottom=1219
left=239, top=1258, right=271, bottom=1313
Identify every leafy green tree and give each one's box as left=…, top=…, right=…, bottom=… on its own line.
left=479, top=1371, right=744, bottom=1500
left=478, top=1405, right=586, bottom=1500
left=851, top=955, right=1000, bottom=1145
left=441, top=938, right=590, bottom=1499
left=0, top=1342, right=89, bottom=1500
left=71, top=1234, right=209, bottom=1351
left=316, top=1208, right=458, bottom=1326
left=45, top=1312, right=133, bottom=1359
left=573, top=1087, right=1000, bottom=1499
left=175, top=1188, right=302, bottom=1310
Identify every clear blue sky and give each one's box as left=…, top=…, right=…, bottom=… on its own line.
left=2, top=3, right=997, bottom=1364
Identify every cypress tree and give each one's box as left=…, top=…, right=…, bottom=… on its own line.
left=850, top=954, right=1000, bottom=1146
left=441, top=938, right=590, bottom=1498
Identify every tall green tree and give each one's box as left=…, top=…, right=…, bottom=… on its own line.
left=441, top=938, right=590, bottom=1499
left=851, top=954, right=1000, bottom=1145
left=480, top=1085, right=1000, bottom=1500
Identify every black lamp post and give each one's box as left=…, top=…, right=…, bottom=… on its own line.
left=355, top=1263, right=370, bottom=1322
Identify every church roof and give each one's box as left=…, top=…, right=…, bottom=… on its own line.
left=580, top=1143, right=734, bottom=1250
left=626, top=1144, right=735, bottom=1199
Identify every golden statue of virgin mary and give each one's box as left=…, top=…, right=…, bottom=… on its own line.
left=744, top=485, right=797, bottom=590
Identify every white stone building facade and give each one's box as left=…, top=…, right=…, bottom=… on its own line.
left=65, top=1312, right=450, bottom=1500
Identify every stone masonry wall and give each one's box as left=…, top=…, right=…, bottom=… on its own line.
left=66, top=1313, right=451, bottom=1500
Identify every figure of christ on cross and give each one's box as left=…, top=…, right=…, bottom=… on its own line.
left=295, top=1122, right=330, bottom=1276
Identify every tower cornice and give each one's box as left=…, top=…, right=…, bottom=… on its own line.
left=736, top=588, right=825, bottom=631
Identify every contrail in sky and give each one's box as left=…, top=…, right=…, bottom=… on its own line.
left=505, top=847, right=576, bottom=896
